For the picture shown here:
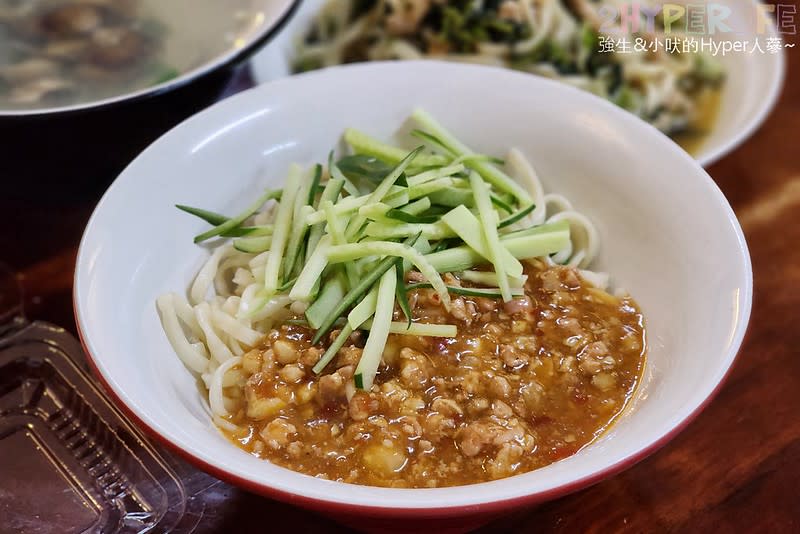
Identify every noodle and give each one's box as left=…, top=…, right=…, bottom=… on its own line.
left=209, top=356, right=242, bottom=417
left=195, top=302, right=236, bottom=364
left=156, top=294, right=209, bottom=374
left=293, top=0, right=725, bottom=138
left=169, top=292, right=205, bottom=342
left=190, top=244, right=230, bottom=305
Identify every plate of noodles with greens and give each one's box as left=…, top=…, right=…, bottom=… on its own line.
left=75, top=62, right=751, bottom=527
left=252, top=0, right=784, bottom=166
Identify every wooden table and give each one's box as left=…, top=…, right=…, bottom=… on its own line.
left=4, top=38, right=799, bottom=534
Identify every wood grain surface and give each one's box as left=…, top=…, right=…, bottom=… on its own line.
left=3, top=16, right=799, bottom=532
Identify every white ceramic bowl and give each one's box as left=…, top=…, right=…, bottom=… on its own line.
left=250, top=0, right=785, bottom=167
left=74, top=61, right=752, bottom=527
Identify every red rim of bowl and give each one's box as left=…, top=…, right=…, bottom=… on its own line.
left=72, top=291, right=749, bottom=517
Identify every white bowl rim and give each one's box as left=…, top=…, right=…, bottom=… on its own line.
left=73, top=60, right=753, bottom=514
left=0, top=0, right=300, bottom=118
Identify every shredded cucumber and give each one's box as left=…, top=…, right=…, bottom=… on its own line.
left=192, top=189, right=277, bottom=243
left=289, top=235, right=331, bottom=301
left=263, top=164, right=302, bottom=295
left=406, top=282, right=524, bottom=298
left=323, top=200, right=358, bottom=289
left=458, top=270, right=527, bottom=288
left=354, top=268, right=396, bottom=390
left=348, top=286, right=378, bottom=329
left=311, top=234, right=419, bottom=344
left=344, top=128, right=446, bottom=168
left=177, top=110, right=586, bottom=393
left=327, top=240, right=450, bottom=310
left=406, top=163, right=465, bottom=187
left=312, top=323, right=353, bottom=375
left=307, top=177, right=344, bottom=256
left=364, top=221, right=455, bottom=240
left=399, top=197, right=431, bottom=215
left=411, top=108, right=531, bottom=203
left=344, top=147, right=422, bottom=241
left=470, top=172, right=512, bottom=301
left=282, top=166, right=315, bottom=280
left=305, top=271, right=347, bottom=329
left=358, top=199, right=435, bottom=223
left=361, top=320, right=457, bottom=337
left=233, top=236, right=272, bottom=253
left=441, top=205, right=523, bottom=278
left=304, top=186, right=406, bottom=225
left=425, top=221, right=570, bottom=272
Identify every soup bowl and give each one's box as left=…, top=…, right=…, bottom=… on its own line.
left=74, top=61, right=752, bottom=531
left=1, top=0, right=298, bottom=191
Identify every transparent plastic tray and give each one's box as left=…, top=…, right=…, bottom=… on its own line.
left=0, top=251, right=344, bottom=534
left=0, top=321, right=215, bottom=533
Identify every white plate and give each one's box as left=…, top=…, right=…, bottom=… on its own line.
left=251, top=0, right=785, bottom=167
left=74, top=61, right=751, bottom=515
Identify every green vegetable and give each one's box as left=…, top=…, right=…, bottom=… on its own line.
left=329, top=151, right=362, bottom=196
left=344, top=128, right=446, bottom=168
left=490, top=193, right=514, bottom=214
left=263, top=164, right=302, bottom=294
left=176, top=110, right=582, bottom=394
left=458, top=270, right=526, bottom=288
left=312, top=323, right=354, bottom=374
left=394, top=260, right=412, bottom=326
left=282, top=166, right=315, bottom=280
left=354, top=268, right=396, bottom=390
left=305, top=272, right=347, bottom=329
left=364, top=221, right=455, bottom=240
left=191, top=189, right=279, bottom=243
left=323, top=199, right=358, bottom=289
left=311, top=235, right=420, bottom=344
left=411, top=109, right=532, bottom=202
left=498, top=203, right=536, bottom=229
left=305, top=186, right=407, bottom=225
left=233, top=236, right=272, bottom=253
left=384, top=209, right=439, bottom=224
left=176, top=204, right=227, bottom=225
left=425, top=220, right=570, bottom=272
left=398, top=197, right=431, bottom=215
left=306, top=177, right=344, bottom=257
left=308, top=164, right=323, bottom=204
left=466, top=172, right=512, bottom=300
left=326, top=239, right=450, bottom=310
left=153, top=66, right=180, bottom=85
left=693, top=54, right=725, bottom=85
left=348, top=286, right=378, bottom=329
left=441, top=204, right=523, bottom=277
left=407, top=163, right=464, bottom=187
left=385, top=177, right=455, bottom=204
left=336, top=154, right=395, bottom=185
left=406, top=282, right=524, bottom=298
left=362, top=320, right=457, bottom=337
left=176, top=204, right=275, bottom=237
left=290, top=236, right=331, bottom=301
left=344, top=147, right=423, bottom=241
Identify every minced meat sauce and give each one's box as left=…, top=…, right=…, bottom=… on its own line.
left=221, top=259, right=646, bottom=488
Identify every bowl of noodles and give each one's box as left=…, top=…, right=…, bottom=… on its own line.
left=251, top=0, right=785, bottom=166
left=74, top=61, right=751, bottom=530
